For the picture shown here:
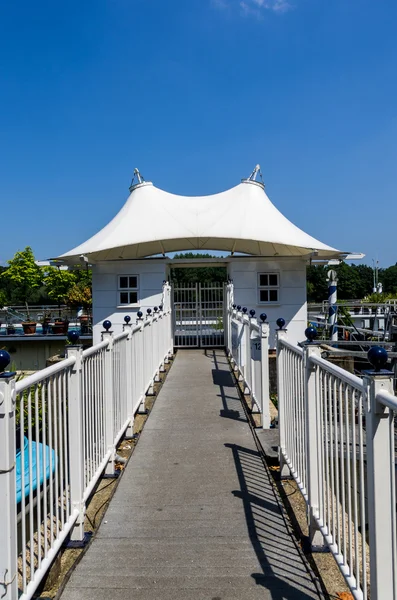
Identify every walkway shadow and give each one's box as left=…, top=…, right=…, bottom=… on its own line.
left=206, top=349, right=246, bottom=422
left=225, top=442, right=321, bottom=599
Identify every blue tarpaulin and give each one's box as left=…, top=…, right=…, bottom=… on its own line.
left=16, top=436, right=56, bottom=504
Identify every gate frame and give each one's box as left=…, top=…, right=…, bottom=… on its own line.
left=172, top=282, right=226, bottom=349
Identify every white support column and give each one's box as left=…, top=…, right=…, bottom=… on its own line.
left=102, top=329, right=115, bottom=475
left=276, top=328, right=290, bottom=478
left=0, top=371, right=18, bottom=599
left=365, top=371, right=395, bottom=600
left=304, top=343, right=326, bottom=551
left=260, top=322, right=271, bottom=429
left=65, top=344, right=86, bottom=541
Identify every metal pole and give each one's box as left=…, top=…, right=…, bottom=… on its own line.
left=327, top=269, right=338, bottom=342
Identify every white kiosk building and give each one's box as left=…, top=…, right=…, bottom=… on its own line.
left=58, top=167, right=348, bottom=347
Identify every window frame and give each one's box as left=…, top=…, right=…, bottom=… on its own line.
left=117, top=274, right=140, bottom=307
left=257, top=272, right=280, bottom=305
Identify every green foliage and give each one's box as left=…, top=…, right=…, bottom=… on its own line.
left=44, top=267, right=77, bottom=304
left=67, top=281, right=92, bottom=307
left=307, top=262, right=377, bottom=302
left=214, top=317, right=223, bottom=330
left=380, top=264, right=397, bottom=294
left=170, top=253, right=227, bottom=284
left=0, top=289, right=8, bottom=308
left=15, top=374, right=44, bottom=436
left=362, top=291, right=396, bottom=303
left=1, top=247, right=43, bottom=319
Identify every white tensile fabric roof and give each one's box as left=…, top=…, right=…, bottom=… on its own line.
left=59, top=179, right=345, bottom=262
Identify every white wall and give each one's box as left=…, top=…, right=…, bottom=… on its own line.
left=92, top=259, right=167, bottom=343
left=228, top=258, right=307, bottom=348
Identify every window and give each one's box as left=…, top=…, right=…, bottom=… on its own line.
left=258, top=272, right=279, bottom=303
left=118, top=275, right=139, bottom=305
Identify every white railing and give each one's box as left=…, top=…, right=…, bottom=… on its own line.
left=277, top=327, right=397, bottom=600
left=0, top=305, right=173, bottom=600
left=226, top=304, right=270, bottom=428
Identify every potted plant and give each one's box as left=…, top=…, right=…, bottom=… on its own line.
left=51, top=316, right=69, bottom=335
left=67, top=274, right=92, bottom=334
left=6, top=324, right=16, bottom=335
left=41, top=311, right=52, bottom=335
left=43, top=266, right=77, bottom=334
left=0, top=247, right=43, bottom=335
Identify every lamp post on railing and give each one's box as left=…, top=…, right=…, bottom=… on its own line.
left=65, top=330, right=86, bottom=542
left=102, top=320, right=116, bottom=475
left=0, top=350, right=18, bottom=599
left=364, top=347, right=395, bottom=600
left=275, top=318, right=289, bottom=478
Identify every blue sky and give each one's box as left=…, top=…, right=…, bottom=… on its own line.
left=1, top=0, right=396, bottom=267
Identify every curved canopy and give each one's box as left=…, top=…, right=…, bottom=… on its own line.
left=59, top=178, right=345, bottom=263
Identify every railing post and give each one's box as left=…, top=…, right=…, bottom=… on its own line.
left=0, top=362, right=18, bottom=600
left=303, top=343, right=325, bottom=550
left=249, top=317, right=260, bottom=415
left=153, top=311, right=161, bottom=382
left=102, top=327, right=115, bottom=475
left=364, top=368, right=395, bottom=600
left=243, top=315, right=251, bottom=393
left=276, top=327, right=290, bottom=478
left=65, top=343, right=86, bottom=541
left=260, top=321, right=270, bottom=429
left=123, top=320, right=134, bottom=437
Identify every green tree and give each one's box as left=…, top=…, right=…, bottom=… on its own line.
left=380, top=264, right=397, bottom=295
left=44, top=267, right=78, bottom=312
left=306, top=265, right=328, bottom=302
left=170, top=253, right=227, bottom=284
left=66, top=267, right=92, bottom=309
left=352, top=264, right=374, bottom=298
left=1, top=247, right=43, bottom=320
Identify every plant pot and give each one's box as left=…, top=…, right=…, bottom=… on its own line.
left=79, top=315, right=89, bottom=334
left=42, top=322, right=50, bottom=335
left=7, top=326, right=16, bottom=335
left=22, top=322, right=37, bottom=335
left=51, top=321, right=68, bottom=335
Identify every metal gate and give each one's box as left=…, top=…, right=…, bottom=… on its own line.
left=172, top=283, right=225, bottom=348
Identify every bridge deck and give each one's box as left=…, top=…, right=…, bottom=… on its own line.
left=61, top=350, right=322, bottom=600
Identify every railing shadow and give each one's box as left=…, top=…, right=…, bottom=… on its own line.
left=206, top=349, right=246, bottom=422
left=225, top=442, right=321, bottom=598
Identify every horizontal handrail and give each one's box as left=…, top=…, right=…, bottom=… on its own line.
left=113, top=330, right=129, bottom=342
left=309, top=353, right=363, bottom=389
left=279, top=338, right=304, bottom=356
left=15, top=355, right=76, bottom=392
left=82, top=338, right=110, bottom=357
left=375, top=389, right=397, bottom=411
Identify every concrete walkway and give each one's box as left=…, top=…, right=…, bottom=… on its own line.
left=61, top=350, right=322, bottom=600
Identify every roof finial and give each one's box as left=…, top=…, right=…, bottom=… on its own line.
left=242, top=164, right=264, bottom=188
left=248, top=164, right=262, bottom=181
left=129, top=168, right=146, bottom=192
